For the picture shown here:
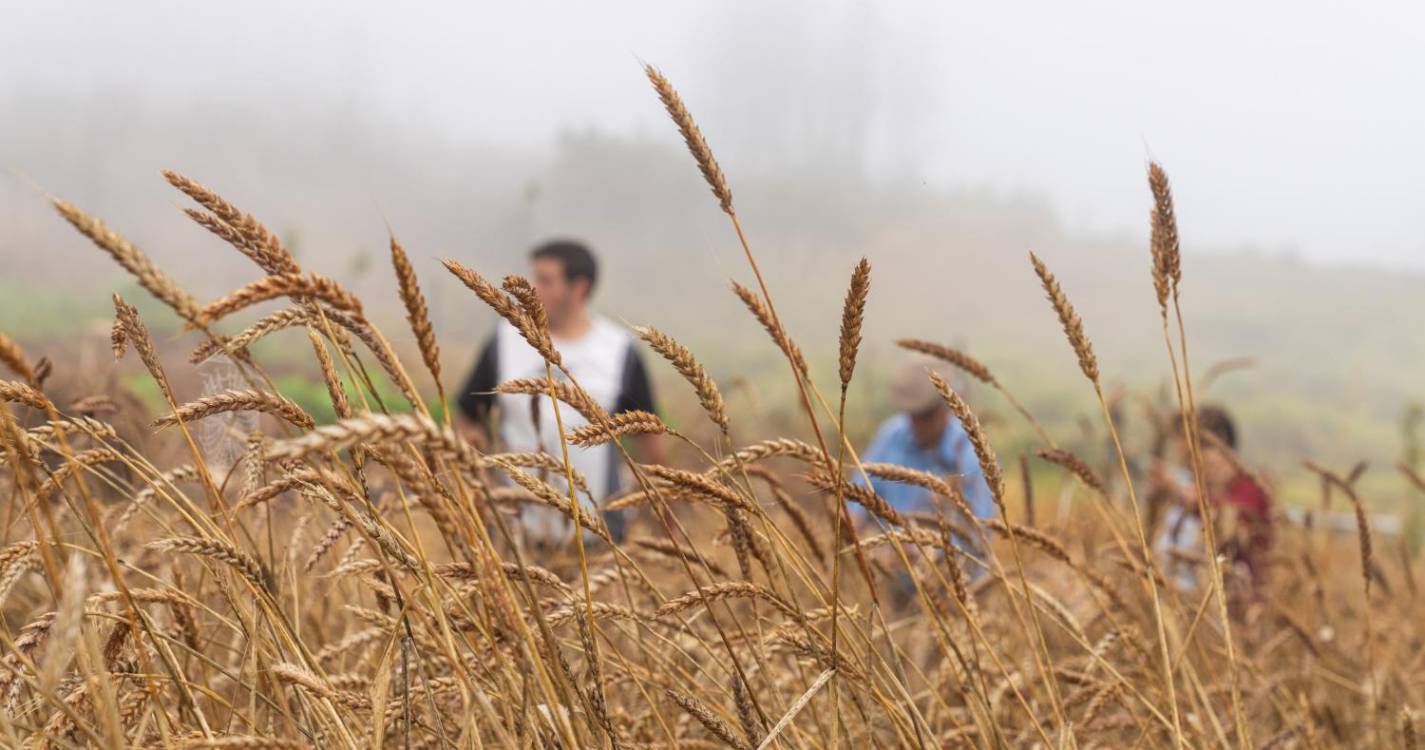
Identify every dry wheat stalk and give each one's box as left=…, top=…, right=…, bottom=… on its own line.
left=495, top=464, right=612, bottom=541
left=0, top=611, right=55, bottom=702
left=189, top=306, right=350, bottom=364
left=544, top=600, right=645, bottom=629
left=198, top=273, right=363, bottom=324
left=644, top=466, right=754, bottom=514
left=265, top=413, right=470, bottom=464
left=148, top=537, right=268, bottom=592
left=270, top=663, right=369, bottom=710
left=1148, top=161, right=1181, bottom=312
left=731, top=281, right=809, bottom=377
left=569, top=410, right=666, bottom=447
left=634, top=538, right=728, bottom=578
left=501, top=275, right=562, bottom=368
left=181, top=207, right=279, bottom=273
left=70, top=395, right=118, bottom=414
left=636, top=326, right=727, bottom=433
left=113, top=294, right=178, bottom=406
left=443, top=260, right=564, bottom=370
left=484, top=452, right=593, bottom=495
left=927, top=371, right=1005, bottom=507
left=0, top=333, right=36, bottom=386
left=35, top=447, right=122, bottom=500
left=441, top=259, right=526, bottom=325
left=1029, top=252, right=1099, bottom=383
left=1305, top=462, right=1374, bottom=596
left=178, top=736, right=309, bottom=749
left=314, top=306, right=421, bottom=408
left=163, top=170, right=299, bottom=275
left=390, top=236, right=443, bottom=396
left=712, top=439, right=824, bottom=475
left=1036, top=448, right=1106, bottom=495
left=153, top=388, right=314, bottom=431
left=233, top=469, right=320, bottom=512
left=860, top=462, right=979, bottom=525
left=894, top=339, right=997, bottom=386
left=838, top=258, right=871, bottom=389
left=0, top=380, right=53, bottom=412
left=437, top=561, right=573, bottom=597
left=493, top=377, right=608, bottom=424
left=53, top=199, right=202, bottom=322
left=24, top=417, right=117, bottom=447
left=802, top=470, right=905, bottom=527
left=665, top=687, right=751, bottom=750
left=643, top=66, right=733, bottom=215
left=306, top=329, right=353, bottom=420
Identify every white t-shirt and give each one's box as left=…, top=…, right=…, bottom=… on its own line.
left=458, top=316, right=655, bottom=540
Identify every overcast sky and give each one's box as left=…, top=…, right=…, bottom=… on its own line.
left=6, top=0, right=1425, bottom=267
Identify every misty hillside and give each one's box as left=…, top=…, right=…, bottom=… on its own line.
left=3, top=93, right=1421, bottom=497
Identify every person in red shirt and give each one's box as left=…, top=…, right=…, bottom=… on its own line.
left=1152, top=405, right=1273, bottom=592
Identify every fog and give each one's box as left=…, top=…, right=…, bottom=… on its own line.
left=5, top=1, right=1425, bottom=478
left=5, top=0, right=1425, bottom=266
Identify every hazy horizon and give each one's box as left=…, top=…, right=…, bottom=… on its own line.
left=6, top=1, right=1425, bottom=268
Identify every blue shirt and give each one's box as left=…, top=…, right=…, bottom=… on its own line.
left=859, top=413, right=996, bottom=522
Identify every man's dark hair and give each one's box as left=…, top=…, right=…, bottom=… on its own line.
left=1196, top=404, right=1238, bottom=450
left=530, top=240, right=597, bottom=294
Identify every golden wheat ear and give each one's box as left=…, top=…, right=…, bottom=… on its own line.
left=643, top=64, right=733, bottom=215
left=1148, top=161, right=1182, bottom=313
left=389, top=236, right=443, bottom=401
left=636, top=325, right=727, bottom=433
left=1029, top=251, right=1099, bottom=384
left=54, top=199, right=202, bottom=323
left=164, top=169, right=299, bottom=275
left=838, top=258, right=870, bottom=390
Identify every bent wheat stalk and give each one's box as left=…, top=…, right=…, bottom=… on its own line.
left=153, top=389, right=314, bottom=431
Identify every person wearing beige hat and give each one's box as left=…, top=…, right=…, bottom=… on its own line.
left=860, top=358, right=996, bottom=528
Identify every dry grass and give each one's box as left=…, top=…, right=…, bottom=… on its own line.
left=0, top=67, right=1419, bottom=750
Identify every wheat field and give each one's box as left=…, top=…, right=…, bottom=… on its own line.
left=0, top=65, right=1418, bottom=750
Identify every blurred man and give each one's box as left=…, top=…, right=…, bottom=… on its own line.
left=860, top=359, right=997, bottom=544
left=1152, top=404, right=1273, bottom=592
left=456, top=239, right=663, bottom=543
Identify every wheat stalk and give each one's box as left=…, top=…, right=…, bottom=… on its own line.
left=1028, top=252, right=1098, bottom=383
left=190, top=306, right=351, bottom=364
left=1036, top=448, right=1106, bottom=496
left=568, top=410, right=666, bottom=447
left=838, top=258, right=871, bottom=389
left=1148, top=161, right=1181, bottom=314
left=148, top=537, right=268, bottom=592
left=730, top=281, right=808, bottom=376
left=637, top=326, right=727, bottom=433
left=0, top=381, right=53, bottom=412
left=894, top=338, right=996, bottom=386
left=501, top=274, right=562, bottom=368
left=53, top=199, right=202, bottom=322
left=163, top=170, right=299, bottom=275
left=390, top=236, right=444, bottom=400
left=198, top=273, right=363, bottom=324
left=153, top=388, right=314, bottom=431
left=643, top=65, right=733, bottom=215
left=0, top=334, right=36, bottom=386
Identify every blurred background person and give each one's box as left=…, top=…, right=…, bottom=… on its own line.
left=859, top=358, right=997, bottom=588
left=1152, top=404, right=1274, bottom=595
left=455, top=239, right=664, bottom=545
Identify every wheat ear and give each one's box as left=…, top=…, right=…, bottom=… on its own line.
left=389, top=236, right=443, bottom=401
left=643, top=65, right=733, bottom=214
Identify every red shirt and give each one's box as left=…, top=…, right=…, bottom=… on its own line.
left=1218, top=474, right=1273, bottom=584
